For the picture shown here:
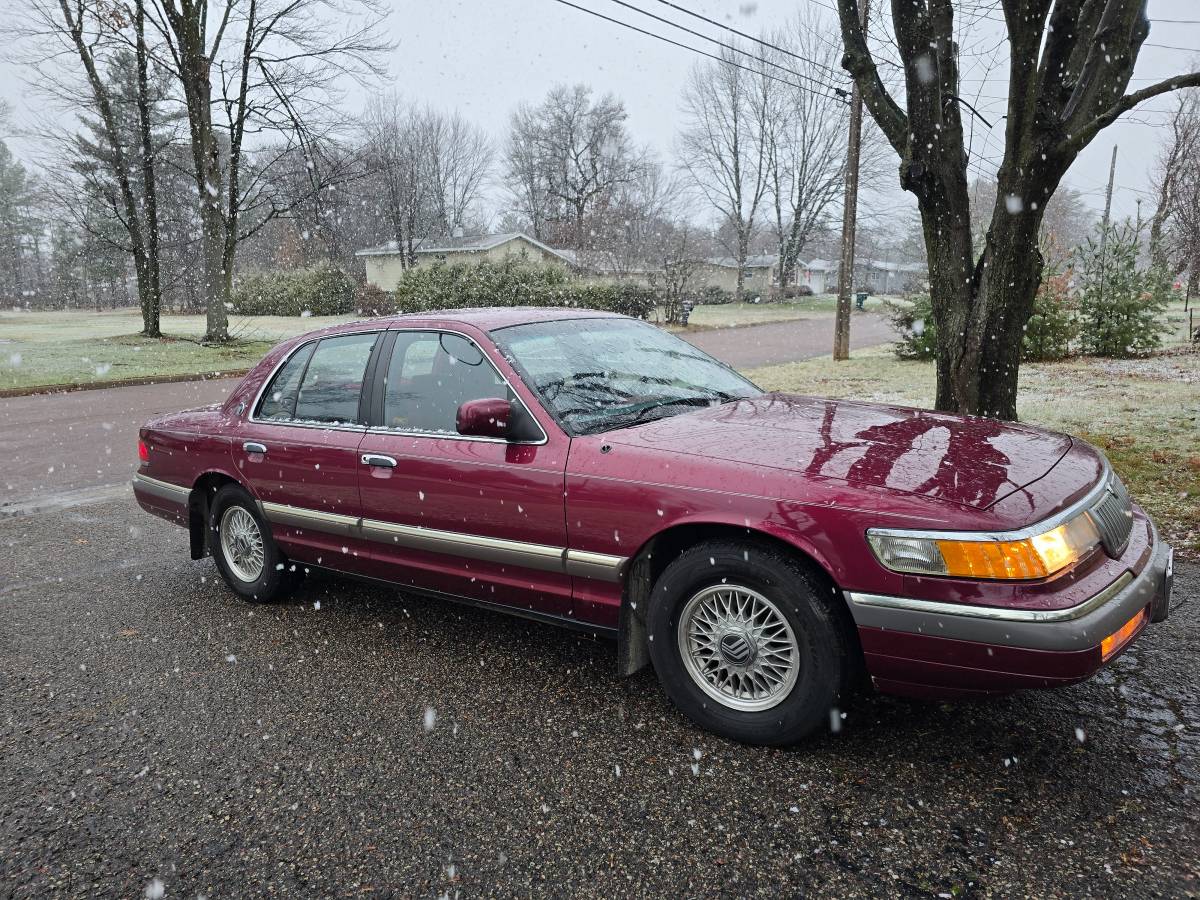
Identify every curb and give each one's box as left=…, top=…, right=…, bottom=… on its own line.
left=0, top=369, right=250, bottom=400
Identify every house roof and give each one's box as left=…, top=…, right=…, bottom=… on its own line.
left=355, top=232, right=577, bottom=266
left=802, top=257, right=926, bottom=273
left=704, top=254, right=777, bottom=270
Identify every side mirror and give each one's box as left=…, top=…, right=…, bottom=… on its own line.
left=456, top=397, right=512, bottom=439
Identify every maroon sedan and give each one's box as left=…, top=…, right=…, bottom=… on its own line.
left=134, top=309, right=1174, bottom=745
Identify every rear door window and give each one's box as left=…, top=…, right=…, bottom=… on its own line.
left=289, top=333, right=378, bottom=425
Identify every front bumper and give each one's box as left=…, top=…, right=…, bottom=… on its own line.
left=847, top=526, right=1175, bottom=698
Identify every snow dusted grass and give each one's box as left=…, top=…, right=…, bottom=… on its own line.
left=659, top=295, right=892, bottom=331
left=748, top=346, right=1200, bottom=555
left=0, top=308, right=357, bottom=391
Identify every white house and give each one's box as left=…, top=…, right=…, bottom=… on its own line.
left=799, top=258, right=926, bottom=294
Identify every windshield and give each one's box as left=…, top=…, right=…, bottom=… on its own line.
left=492, top=317, right=762, bottom=436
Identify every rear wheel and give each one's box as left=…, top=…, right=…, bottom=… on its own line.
left=209, top=484, right=301, bottom=603
left=646, top=539, right=855, bottom=746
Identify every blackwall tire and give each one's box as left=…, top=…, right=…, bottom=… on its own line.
left=208, top=484, right=301, bottom=603
left=646, top=539, right=856, bottom=746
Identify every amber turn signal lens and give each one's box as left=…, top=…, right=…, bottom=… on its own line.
left=868, top=514, right=1101, bottom=581
left=1101, top=608, right=1145, bottom=661
left=936, top=538, right=1049, bottom=579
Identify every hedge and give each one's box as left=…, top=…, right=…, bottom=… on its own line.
left=363, top=257, right=657, bottom=320
left=230, top=264, right=357, bottom=316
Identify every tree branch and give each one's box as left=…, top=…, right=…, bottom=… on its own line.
left=835, top=0, right=907, bottom=155
left=1063, top=71, right=1200, bottom=155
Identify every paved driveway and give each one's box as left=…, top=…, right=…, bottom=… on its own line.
left=0, top=498, right=1196, bottom=896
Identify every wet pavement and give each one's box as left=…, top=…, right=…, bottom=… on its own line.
left=1, top=496, right=1196, bottom=897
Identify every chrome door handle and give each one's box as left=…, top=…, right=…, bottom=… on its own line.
left=361, top=453, right=397, bottom=468
left=243, top=441, right=267, bottom=455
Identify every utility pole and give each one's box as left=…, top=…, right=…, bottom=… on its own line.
left=1097, top=144, right=1117, bottom=306
left=833, top=0, right=869, bottom=361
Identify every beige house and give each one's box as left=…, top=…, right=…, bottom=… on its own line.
left=695, top=255, right=777, bottom=296
left=356, top=232, right=577, bottom=291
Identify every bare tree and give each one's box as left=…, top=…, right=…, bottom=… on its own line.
left=762, top=11, right=878, bottom=288
left=150, top=0, right=389, bottom=340
left=504, top=84, right=647, bottom=250
left=26, top=0, right=169, bottom=335
left=360, top=94, right=436, bottom=270
left=425, top=111, right=493, bottom=235
left=648, top=219, right=704, bottom=324
left=1166, top=142, right=1200, bottom=300
left=584, top=160, right=679, bottom=277
left=837, top=0, right=1200, bottom=419
left=678, top=46, right=771, bottom=302
left=1149, top=89, right=1200, bottom=278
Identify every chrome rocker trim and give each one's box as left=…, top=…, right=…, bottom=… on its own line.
left=132, top=473, right=191, bottom=504
left=846, top=529, right=1172, bottom=653
left=258, top=500, right=626, bottom=583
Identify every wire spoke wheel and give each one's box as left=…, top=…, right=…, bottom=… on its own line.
left=677, top=584, right=800, bottom=712
left=220, top=506, right=265, bottom=583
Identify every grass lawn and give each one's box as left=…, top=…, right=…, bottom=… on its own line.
left=747, top=346, right=1200, bottom=556
left=0, top=308, right=357, bottom=391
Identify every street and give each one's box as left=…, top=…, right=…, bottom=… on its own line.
left=2, top=498, right=1197, bottom=896
left=2, top=311, right=1198, bottom=896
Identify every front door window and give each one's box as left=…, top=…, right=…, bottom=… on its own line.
left=381, top=331, right=509, bottom=434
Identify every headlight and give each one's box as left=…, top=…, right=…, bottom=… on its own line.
left=867, top=513, right=1101, bottom=580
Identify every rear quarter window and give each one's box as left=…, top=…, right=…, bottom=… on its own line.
left=256, top=343, right=315, bottom=421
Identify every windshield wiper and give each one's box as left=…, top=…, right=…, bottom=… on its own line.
left=588, top=394, right=728, bottom=435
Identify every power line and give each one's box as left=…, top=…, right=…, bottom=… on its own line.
left=546, top=0, right=850, bottom=102
left=648, top=0, right=849, bottom=80
left=1143, top=41, right=1200, bottom=53
left=602, top=0, right=845, bottom=93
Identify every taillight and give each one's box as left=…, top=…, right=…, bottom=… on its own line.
left=138, top=439, right=150, bottom=463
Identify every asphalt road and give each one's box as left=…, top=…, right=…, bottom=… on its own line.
left=6, top=311, right=1198, bottom=895
left=0, top=313, right=893, bottom=513
left=1, top=497, right=1197, bottom=897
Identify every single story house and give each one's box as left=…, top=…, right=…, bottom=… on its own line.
left=800, top=257, right=926, bottom=295
left=696, top=254, right=778, bottom=296
left=356, top=232, right=577, bottom=291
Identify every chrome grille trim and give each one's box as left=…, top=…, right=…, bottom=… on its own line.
left=1088, top=474, right=1133, bottom=558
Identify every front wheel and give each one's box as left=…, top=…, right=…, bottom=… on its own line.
left=209, top=484, right=300, bottom=603
left=646, top=540, right=856, bottom=746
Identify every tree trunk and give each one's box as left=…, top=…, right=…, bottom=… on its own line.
left=924, top=187, right=1046, bottom=421
left=1188, top=246, right=1199, bottom=302
left=135, top=0, right=162, bottom=338
left=734, top=228, right=748, bottom=302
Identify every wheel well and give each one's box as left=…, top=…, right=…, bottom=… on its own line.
left=188, top=472, right=241, bottom=560
left=617, top=523, right=858, bottom=678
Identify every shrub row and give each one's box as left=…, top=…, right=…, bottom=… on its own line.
left=358, top=258, right=658, bottom=320
left=230, top=264, right=356, bottom=316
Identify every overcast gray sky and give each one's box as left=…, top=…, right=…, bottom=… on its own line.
left=1, top=0, right=1196, bottom=226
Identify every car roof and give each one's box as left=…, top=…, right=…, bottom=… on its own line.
left=375, top=306, right=628, bottom=332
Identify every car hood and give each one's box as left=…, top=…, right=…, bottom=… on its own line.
left=605, top=393, right=1073, bottom=510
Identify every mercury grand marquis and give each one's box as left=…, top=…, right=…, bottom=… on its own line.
left=133, top=308, right=1175, bottom=744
